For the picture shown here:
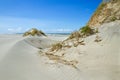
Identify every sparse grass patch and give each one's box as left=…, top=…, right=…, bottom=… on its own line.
left=78, top=40, right=85, bottom=45
left=23, top=32, right=31, bottom=37
left=37, top=30, right=47, bottom=36
left=23, top=28, right=47, bottom=37
left=51, top=43, right=62, bottom=51
left=45, top=53, right=79, bottom=69
left=94, top=3, right=107, bottom=15
left=111, top=16, right=117, bottom=21
left=68, top=31, right=81, bottom=40
left=111, top=0, right=120, bottom=3
left=80, top=25, right=94, bottom=37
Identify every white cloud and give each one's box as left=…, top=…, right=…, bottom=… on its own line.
left=8, top=27, right=22, bottom=33
left=43, top=28, right=73, bottom=33
left=55, top=29, right=73, bottom=32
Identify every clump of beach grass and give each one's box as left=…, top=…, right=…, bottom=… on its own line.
left=80, top=25, right=94, bottom=37
left=68, top=31, right=81, bottom=40
left=23, top=28, right=47, bottom=37
left=50, top=43, right=63, bottom=51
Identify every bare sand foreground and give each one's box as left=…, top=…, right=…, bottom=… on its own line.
left=0, top=21, right=120, bottom=80
left=0, top=34, right=79, bottom=80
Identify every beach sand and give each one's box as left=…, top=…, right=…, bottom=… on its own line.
left=0, top=21, right=120, bottom=80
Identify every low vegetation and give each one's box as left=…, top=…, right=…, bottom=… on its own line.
left=94, top=3, right=107, bottom=16
left=45, top=53, right=78, bottom=69
left=68, top=31, right=81, bottom=40
left=23, top=28, right=46, bottom=37
left=66, top=25, right=95, bottom=42
left=111, top=16, right=117, bottom=21
left=50, top=43, right=62, bottom=51
left=111, top=0, right=120, bottom=3
left=80, top=25, right=94, bottom=37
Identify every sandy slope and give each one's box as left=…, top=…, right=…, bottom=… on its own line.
left=41, top=21, right=120, bottom=80
left=74, top=21, right=120, bottom=80
left=0, top=35, right=81, bottom=80
left=0, top=35, right=59, bottom=80
left=0, top=21, right=120, bottom=80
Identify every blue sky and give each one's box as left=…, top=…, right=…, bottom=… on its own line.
left=0, top=0, right=102, bottom=33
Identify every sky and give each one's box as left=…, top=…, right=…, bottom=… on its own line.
left=0, top=0, right=102, bottom=33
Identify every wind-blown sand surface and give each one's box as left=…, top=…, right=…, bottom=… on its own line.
left=0, top=21, right=120, bottom=80
left=0, top=35, right=78, bottom=80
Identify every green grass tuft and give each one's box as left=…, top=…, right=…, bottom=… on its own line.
left=80, top=25, right=94, bottom=36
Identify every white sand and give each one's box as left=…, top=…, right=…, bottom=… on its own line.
left=0, top=34, right=77, bottom=80
left=61, top=21, right=120, bottom=80
left=0, top=21, right=120, bottom=80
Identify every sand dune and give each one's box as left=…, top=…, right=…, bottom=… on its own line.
left=0, top=35, right=81, bottom=80
left=0, top=35, right=56, bottom=80
left=0, top=21, right=120, bottom=80
left=41, top=21, right=120, bottom=80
